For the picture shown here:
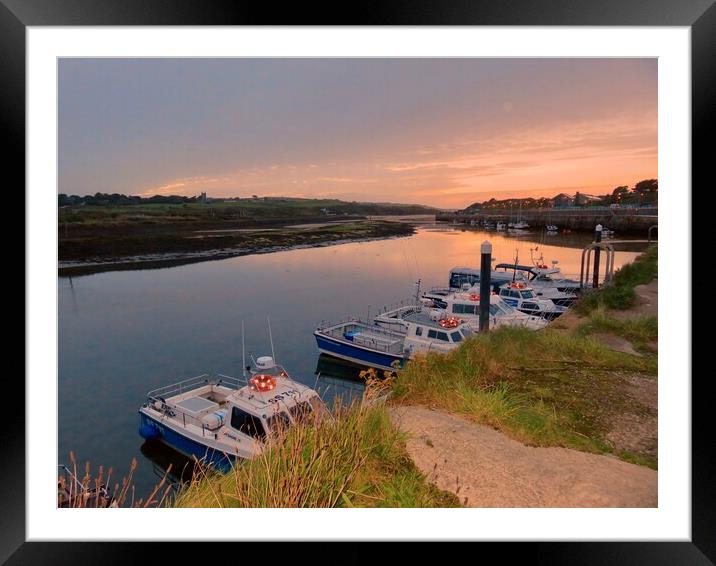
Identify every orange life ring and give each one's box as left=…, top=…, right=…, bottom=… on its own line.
left=438, top=317, right=460, bottom=329
left=509, top=282, right=525, bottom=289
left=537, top=264, right=548, bottom=269
left=250, top=374, right=276, bottom=392
left=469, top=293, right=480, bottom=301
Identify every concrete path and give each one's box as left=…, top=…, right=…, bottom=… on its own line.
left=391, top=405, right=657, bottom=508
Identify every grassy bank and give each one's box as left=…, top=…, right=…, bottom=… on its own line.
left=576, top=244, right=657, bottom=313
left=59, top=199, right=436, bottom=225
left=171, top=400, right=459, bottom=508
left=391, top=327, right=656, bottom=467
left=573, top=310, right=657, bottom=354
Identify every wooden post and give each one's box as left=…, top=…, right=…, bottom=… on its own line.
left=479, top=240, right=492, bottom=332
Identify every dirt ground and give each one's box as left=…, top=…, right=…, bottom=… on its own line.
left=390, top=405, right=657, bottom=508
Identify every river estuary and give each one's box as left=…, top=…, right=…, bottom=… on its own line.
left=58, top=221, right=644, bottom=498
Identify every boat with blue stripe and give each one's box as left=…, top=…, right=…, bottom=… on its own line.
left=315, top=308, right=472, bottom=372
left=138, top=355, right=325, bottom=471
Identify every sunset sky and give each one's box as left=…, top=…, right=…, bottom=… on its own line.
left=58, top=58, right=657, bottom=208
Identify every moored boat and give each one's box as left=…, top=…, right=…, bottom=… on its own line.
left=138, top=355, right=324, bottom=471
left=497, top=280, right=566, bottom=320
left=315, top=309, right=472, bottom=371
left=415, top=287, right=548, bottom=331
left=494, top=262, right=581, bottom=307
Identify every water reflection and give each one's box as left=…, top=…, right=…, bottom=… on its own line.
left=139, top=440, right=195, bottom=491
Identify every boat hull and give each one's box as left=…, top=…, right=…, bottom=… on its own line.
left=138, top=411, right=237, bottom=472
left=314, top=332, right=404, bottom=372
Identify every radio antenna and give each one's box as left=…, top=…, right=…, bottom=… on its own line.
left=241, top=320, right=247, bottom=379
left=267, top=316, right=276, bottom=363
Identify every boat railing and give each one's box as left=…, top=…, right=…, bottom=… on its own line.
left=146, top=373, right=242, bottom=403
left=426, top=286, right=452, bottom=295
left=145, top=374, right=245, bottom=436
left=317, top=313, right=406, bottom=331
left=373, top=297, right=423, bottom=316
left=318, top=320, right=405, bottom=352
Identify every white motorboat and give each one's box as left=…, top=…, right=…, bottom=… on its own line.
left=138, top=355, right=324, bottom=471
left=494, top=262, right=580, bottom=307
left=316, top=308, right=473, bottom=371
left=379, top=288, right=548, bottom=331
left=497, top=281, right=566, bottom=320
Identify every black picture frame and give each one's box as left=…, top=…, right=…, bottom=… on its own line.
left=7, top=1, right=708, bottom=563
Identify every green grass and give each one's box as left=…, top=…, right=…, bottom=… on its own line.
left=391, top=326, right=657, bottom=467
left=575, top=309, right=658, bottom=353
left=59, top=199, right=434, bottom=225
left=576, top=245, right=658, bottom=313
left=171, top=400, right=459, bottom=508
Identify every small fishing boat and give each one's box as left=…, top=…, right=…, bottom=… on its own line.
left=315, top=309, right=472, bottom=371
left=449, top=266, right=521, bottom=292
left=511, top=220, right=530, bottom=230
left=497, top=281, right=566, bottom=320
left=411, top=287, right=548, bottom=331
left=546, top=224, right=559, bottom=232
left=494, top=263, right=580, bottom=307
left=496, top=221, right=507, bottom=230
left=138, top=354, right=324, bottom=471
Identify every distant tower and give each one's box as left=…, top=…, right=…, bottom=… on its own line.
left=199, top=191, right=207, bottom=204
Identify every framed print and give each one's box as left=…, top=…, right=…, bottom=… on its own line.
left=8, top=0, right=710, bottom=563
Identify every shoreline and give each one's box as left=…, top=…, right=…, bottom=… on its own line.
left=58, top=220, right=415, bottom=277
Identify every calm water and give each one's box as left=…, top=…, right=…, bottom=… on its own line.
left=58, top=223, right=643, bottom=497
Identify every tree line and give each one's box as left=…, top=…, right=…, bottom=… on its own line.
left=58, top=192, right=203, bottom=207
left=463, top=178, right=658, bottom=212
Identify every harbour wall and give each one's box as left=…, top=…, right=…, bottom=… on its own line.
left=437, top=207, right=658, bottom=234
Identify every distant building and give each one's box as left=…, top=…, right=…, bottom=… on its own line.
left=552, top=193, right=574, bottom=208
left=198, top=191, right=207, bottom=204
left=574, top=192, right=602, bottom=206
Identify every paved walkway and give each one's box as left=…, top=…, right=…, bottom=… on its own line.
left=391, top=405, right=657, bottom=508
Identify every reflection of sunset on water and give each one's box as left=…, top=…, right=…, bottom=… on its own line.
left=221, top=225, right=640, bottom=289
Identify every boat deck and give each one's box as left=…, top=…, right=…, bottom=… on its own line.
left=321, top=322, right=405, bottom=354
left=147, top=376, right=239, bottom=431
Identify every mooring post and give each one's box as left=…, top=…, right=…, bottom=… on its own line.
left=592, top=224, right=603, bottom=289
left=479, top=240, right=492, bottom=332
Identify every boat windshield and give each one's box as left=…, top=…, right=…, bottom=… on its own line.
left=450, top=331, right=462, bottom=343
left=521, top=290, right=535, bottom=299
